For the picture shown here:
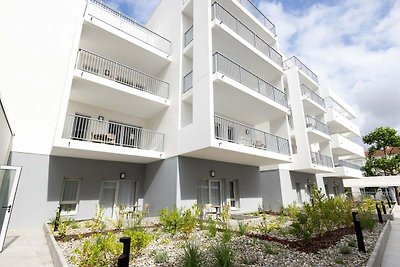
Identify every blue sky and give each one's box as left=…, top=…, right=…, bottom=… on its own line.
left=103, top=0, right=400, bottom=135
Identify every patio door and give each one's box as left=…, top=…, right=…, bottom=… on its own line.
left=0, top=166, right=22, bottom=253
left=99, top=181, right=119, bottom=218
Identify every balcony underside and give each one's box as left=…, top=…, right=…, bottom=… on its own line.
left=291, top=165, right=334, bottom=174
left=213, top=77, right=288, bottom=125
left=80, top=21, right=171, bottom=76
left=331, top=146, right=364, bottom=158
left=306, top=129, right=331, bottom=144
left=52, top=139, right=165, bottom=164
left=323, top=166, right=363, bottom=179
left=70, top=72, right=168, bottom=119
left=181, top=141, right=292, bottom=167
left=303, top=98, right=326, bottom=116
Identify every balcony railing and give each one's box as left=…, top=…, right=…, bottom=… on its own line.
left=233, top=0, right=276, bottom=36
left=184, top=26, right=193, bottom=47
left=76, top=49, right=169, bottom=99
left=213, top=53, right=288, bottom=108
left=301, top=84, right=325, bottom=108
left=335, top=160, right=361, bottom=170
left=305, top=115, right=330, bottom=135
left=183, top=71, right=193, bottom=93
left=214, top=115, right=290, bottom=156
left=86, top=0, right=171, bottom=54
left=63, top=114, right=164, bottom=152
left=310, top=151, right=333, bottom=168
left=284, top=56, right=318, bottom=84
left=212, top=3, right=282, bottom=67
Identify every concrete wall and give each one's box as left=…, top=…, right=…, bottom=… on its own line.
left=0, top=99, right=12, bottom=166
left=178, top=156, right=262, bottom=213
left=8, top=152, right=145, bottom=230
left=260, top=170, right=283, bottom=211
left=322, top=177, right=344, bottom=197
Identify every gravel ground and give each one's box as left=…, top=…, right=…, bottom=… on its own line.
left=57, top=220, right=384, bottom=267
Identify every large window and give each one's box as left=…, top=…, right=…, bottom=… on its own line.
left=197, top=180, right=222, bottom=207
left=60, top=179, right=81, bottom=215
left=295, top=182, right=302, bottom=204
left=228, top=180, right=239, bottom=209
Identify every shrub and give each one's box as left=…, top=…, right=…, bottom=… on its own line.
left=183, top=242, right=202, bottom=267
left=123, top=229, right=152, bottom=254
left=154, top=251, right=168, bottom=263
left=237, top=221, right=249, bottom=236
left=241, top=254, right=258, bottom=265
left=289, top=212, right=313, bottom=243
left=335, top=258, right=344, bottom=265
left=212, top=243, right=234, bottom=267
left=181, top=208, right=197, bottom=234
left=222, top=228, right=232, bottom=244
left=263, top=243, right=278, bottom=255
left=221, top=205, right=230, bottom=228
left=71, top=232, right=122, bottom=267
left=258, top=215, right=283, bottom=235
left=91, top=205, right=106, bottom=232
left=347, top=239, right=357, bottom=248
left=57, top=219, right=67, bottom=238
left=339, top=245, right=351, bottom=255
left=359, top=213, right=376, bottom=231
left=127, top=211, right=145, bottom=230
left=207, top=218, right=218, bottom=237
left=159, top=207, right=197, bottom=235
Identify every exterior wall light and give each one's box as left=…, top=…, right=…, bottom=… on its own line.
left=210, top=170, right=215, bottom=177
left=98, top=116, right=104, bottom=121
left=307, top=179, right=311, bottom=184
left=120, top=172, right=126, bottom=179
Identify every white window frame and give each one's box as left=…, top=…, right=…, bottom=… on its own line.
left=228, top=180, right=240, bottom=210
left=208, top=180, right=223, bottom=206
left=60, top=178, right=81, bottom=216
left=295, top=182, right=302, bottom=204
left=99, top=180, right=120, bottom=219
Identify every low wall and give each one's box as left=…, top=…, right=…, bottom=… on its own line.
left=366, top=221, right=392, bottom=267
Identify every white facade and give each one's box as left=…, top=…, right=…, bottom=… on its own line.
left=0, top=0, right=365, bottom=228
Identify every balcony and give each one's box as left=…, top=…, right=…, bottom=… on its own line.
left=214, top=115, right=290, bottom=156
left=335, top=160, right=361, bottom=170
left=310, top=151, right=333, bottom=168
left=76, top=50, right=169, bottom=99
left=213, top=53, right=287, bottom=108
left=212, top=2, right=282, bottom=67
left=284, top=56, right=318, bottom=84
left=184, top=26, right=193, bottom=47
left=326, top=107, right=361, bottom=137
left=233, top=0, right=276, bottom=36
left=305, top=115, right=331, bottom=143
left=183, top=71, right=193, bottom=93
left=301, top=84, right=326, bottom=115
left=85, top=0, right=171, bottom=55
left=323, top=160, right=363, bottom=179
left=331, top=134, right=365, bottom=158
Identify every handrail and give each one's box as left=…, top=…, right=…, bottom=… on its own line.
left=301, top=84, right=325, bottom=108
left=335, top=160, right=361, bottom=170
left=183, top=71, right=193, bottom=93
left=310, top=151, right=333, bottom=168
left=86, top=0, right=171, bottom=54
left=213, top=52, right=288, bottom=108
left=76, top=49, right=169, bottom=99
left=214, top=115, right=290, bottom=155
left=212, top=2, right=282, bottom=67
left=184, top=26, right=193, bottom=47
left=284, top=56, right=318, bottom=84
left=63, top=114, right=164, bottom=152
left=234, top=0, right=276, bottom=36
left=305, top=115, right=330, bottom=135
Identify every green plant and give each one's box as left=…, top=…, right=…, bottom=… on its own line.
left=347, top=239, right=357, bottom=248
left=71, top=232, right=122, bottom=267
left=359, top=213, right=376, bottom=231
left=289, top=212, right=313, bottom=243
left=263, top=243, right=278, bottom=255
left=241, top=254, right=258, bottom=265
left=183, top=242, right=202, bottom=267
left=127, top=211, right=146, bottom=230
left=207, top=218, right=217, bottom=238
left=91, top=205, right=106, bottom=232
left=159, top=207, right=197, bottom=235
left=339, top=246, right=351, bottom=255
left=154, top=251, right=168, bottom=263
left=222, top=228, right=232, bottom=243
left=259, top=214, right=283, bottom=235
left=221, top=205, right=230, bottom=228
left=181, top=208, right=197, bottom=234
left=212, top=243, right=234, bottom=267
left=237, top=221, right=248, bottom=236
left=57, top=219, right=67, bottom=238
left=123, top=229, right=152, bottom=254
left=335, top=258, right=344, bottom=265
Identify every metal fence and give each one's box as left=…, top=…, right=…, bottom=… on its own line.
left=213, top=52, right=288, bottom=108
left=183, top=71, right=193, bottom=93
left=305, top=115, right=330, bottom=135
left=86, top=0, right=171, bottom=54
left=284, top=56, right=318, bottom=84
left=335, top=160, right=362, bottom=170
left=214, top=115, right=290, bottom=155
left=310, top=151, right=333, bottom=168
left=76, top=49, right=169, bottom=99
left=233, top=0, right=276, bottom=36
left=63, top=114, right=164, bottom=152
left=184, top=26, right=193, bottom=47
left=301, top=84, right=325, bottom=108
left=212, top=3, right=282, bottom=67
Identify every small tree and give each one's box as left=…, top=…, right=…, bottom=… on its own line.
left=362, top=127, right=400, bottom=176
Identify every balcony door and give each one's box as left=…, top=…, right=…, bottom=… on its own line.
left=99, top=181, right=119, bottom=218
left=197, top=180, right=223, bottom=207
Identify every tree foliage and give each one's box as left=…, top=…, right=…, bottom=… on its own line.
left=362, top=127, right=400, bottom=176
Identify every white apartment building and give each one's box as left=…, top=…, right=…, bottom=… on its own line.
left=0, top=0, right=362, bottom=231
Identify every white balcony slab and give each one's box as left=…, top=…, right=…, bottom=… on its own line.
left=331, top=134, right=365, bottom=158
left=326, top=108, right=361, bottom=137
left=324, top=166, right=363, bottom=179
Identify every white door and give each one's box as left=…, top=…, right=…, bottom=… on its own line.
left=209, top=180, right=222, bottom=206
left=0, top=166, right=22, bottom=253
left=99, top=181, right=119, bottom=218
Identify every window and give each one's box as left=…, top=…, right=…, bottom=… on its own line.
left=333, top=185, right=339, bottom=196
left=197, top=180, right=222, bottom=207
left=306, top=184, right=312, bottom=201
left=295, top=183, right=302, bottom=203
left=325, top=184, right=329, bottom=197
left=228, top=180, right=239, bottom=209
left=60, top=179, right=81, bottom=215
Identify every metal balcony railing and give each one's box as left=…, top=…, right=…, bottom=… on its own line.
left=86, top=0, right=171, bottom=54
left=335, top=160, right=361, bottom=170
left=284, top=56, right=319, bottom=84
left=212, top=3, right=282, bottom=67
left=63, top=114, right=164, bottom=152
left=233, top=0, right=276, bottom=36
left=213, top=52, right=288, bottom=108
left=184, top=26, right=193, bottom=47
left=214, top=115, right=290, bottom=156
left=305, top=115, right=330, bottom=135
left=183, top=71, right=193, bottom=93
left=301, top=84, right=325, bottom=108
left=310, top=151, right=333, bottom=168
left=76, top=49, right=169, bottom=99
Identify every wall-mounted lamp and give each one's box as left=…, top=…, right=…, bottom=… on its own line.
left=120, top=172, right=126, bottom=179
left=98, top=116, right=104, bottom=121
left=307, top=179, right=311, bottom=184
left=245, top=129, right=250, bottom=134
left=334, top=181, right=337, bottom=186
left=210, top=170, right=215, bottom=177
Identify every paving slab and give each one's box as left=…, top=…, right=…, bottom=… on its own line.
left=381, top=204, right=400, bottom=267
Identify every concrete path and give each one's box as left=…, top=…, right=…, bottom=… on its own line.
left=381, top=204, right=400, bottom=267
left=0, top=228, right=54, bottom=267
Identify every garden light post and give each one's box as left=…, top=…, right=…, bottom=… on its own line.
left=117, top=237, right=131, bottom=267
left=352, top=211, right=366, bottom=253
left=386, top=197, right=392, bottom=208
left=54, top=206, right=61, bottom=232
left=381, top=201, right=387, bottom=215
left=376, top=203, right=383, bottom=224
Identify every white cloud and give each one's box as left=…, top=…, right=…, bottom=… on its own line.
left=258, top=0, right=400, bottom=135
left=103, top=0, right=160, bottom=24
